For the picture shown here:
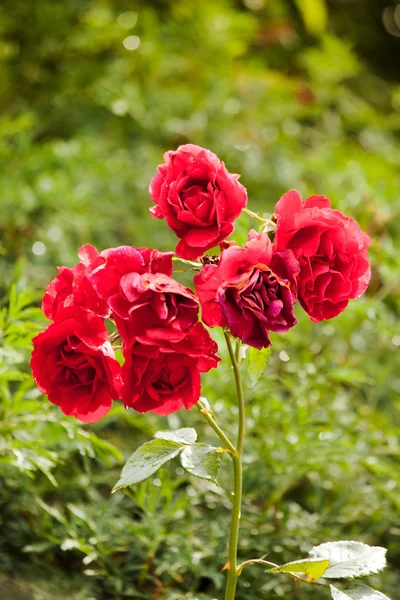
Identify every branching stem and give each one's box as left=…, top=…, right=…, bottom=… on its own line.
left=197, top=333, right=246, bottom=600
left=195, top=401, right=236, bottom=456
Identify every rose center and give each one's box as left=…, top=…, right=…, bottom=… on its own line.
left=179, top=177, right=216, bottom=223
left=58, top=344, right=98, bottom=386
left=241, top=268, right=281, bottom=309
left=152, top=362, right=187, bottom=395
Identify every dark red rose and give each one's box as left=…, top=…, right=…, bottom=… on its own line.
left=108, top=271, right=199, bottom=345
left=89, top=246, right=173, bottom=301
left=149, top=144, right=248, bottom=259
left=194, top=230, right=299, bottom=349
left=31, top=308, right=121, bottom=423
left=273, top=190, right=371, bottom=322
left=42, top=244, right=109, bottom=320
left=121, top=323, right=220, bottom=415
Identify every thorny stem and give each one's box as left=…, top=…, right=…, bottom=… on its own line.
left=223, top=331, right=246, bottom=600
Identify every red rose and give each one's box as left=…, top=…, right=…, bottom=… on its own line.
left=90, top=246, right=173, bottom=301
left=108, top=271, right=199, bottom=345
left=194, top=231, right=299, bottom=349
left=31, top=308, right=121, bottom=423
left=88, top=245, right=194, bottom=343
left=273, top=190, right=371, bottom=322
left=121, top=323, right=220, bottom=415
left=149, top=144, right=248, bottom=259
left=42, top=245, right=109, bottom=320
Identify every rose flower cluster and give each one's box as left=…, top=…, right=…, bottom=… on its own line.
left=32, top=144, right=371, bottom=422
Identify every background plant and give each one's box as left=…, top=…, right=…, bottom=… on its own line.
left=1, top=1, right=399, bottom=599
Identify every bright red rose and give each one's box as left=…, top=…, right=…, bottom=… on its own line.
left=31, top=308, right=121, bottom=423
left=42, top=244, right=109, bottom=320
left=90, top=246, right=173, bottom=301
left=149, top=144, right=248, bottom=260
left=273, top=190, right=371, bottom=322
left=194, top=231, right=299, bottom=349
left=88, top=245, right=193, bottom=343
left=136, top=247, right=174, bottom=275
left=108, top=271, right=199, bottom=345
left=121, top=323, right=220, bottom=415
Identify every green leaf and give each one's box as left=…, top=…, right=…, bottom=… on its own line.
left=180, top=444, right=221, bottom=484
left=266, top=558, right=330, bottom=580
left=155, top=427, right=197, bottom=444
left=37, top=499, right=66, bottom=524
left=330, top=585, right=391, bottom=600
left=309, top=541, right=387, bottom=579
left=294, top=0, right=327, bottom=36
left=112, top=439, right=183, bottom=492
left=23, top=541, right=56, bottom=554
left=247, top=346, right=271, bottom=389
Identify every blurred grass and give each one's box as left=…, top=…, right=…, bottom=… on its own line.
left=0, top=1, right=399, bottom=599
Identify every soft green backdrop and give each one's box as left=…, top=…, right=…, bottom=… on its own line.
left=0, top=1, right=399, bottom=599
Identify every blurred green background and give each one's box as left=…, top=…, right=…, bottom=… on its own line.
left=1, top=1, right=399, bottom=598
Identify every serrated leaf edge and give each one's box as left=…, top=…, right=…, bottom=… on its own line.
left=310, top=541, right=387, bottom=580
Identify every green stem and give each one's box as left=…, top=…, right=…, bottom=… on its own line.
left=235, top=338, right=241, bottom=363
left=223, top=331, right=246, bottom=600
left=243, top=207, right=267, bottom=223
left=195, top=400, right=236, bottom=455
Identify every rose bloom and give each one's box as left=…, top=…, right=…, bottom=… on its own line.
left=89, top=245, right=197, bottom=344
left=195, top=230, right=299, bottom=349
left=108, top=271, right=199, bottom=345
left=89, top=245, right=173, bottom=301
left=149, top=144, right=248, bottom=260
left=31, top=308, right=121, bottom=423
left=121, top=323, right=220, bottom=415
left=42, top=245, right=172, bottom=322
left=42, top=245, right=110, bottom=320
left=273, top=190, right=371, bottom=321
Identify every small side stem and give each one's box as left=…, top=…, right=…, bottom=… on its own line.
left=224, top=332, right=246, bottom=600
left=195, top=401, right=236, bottom=455
left=237, top=559, right=330, bottom=589
left=243, top=207, right=268, bottom=223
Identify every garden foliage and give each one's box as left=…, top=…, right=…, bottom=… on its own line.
left=0, top=1, right=399, bottom=598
